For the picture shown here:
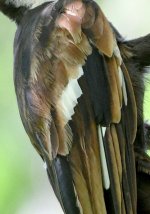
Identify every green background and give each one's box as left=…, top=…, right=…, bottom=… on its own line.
left=0, top=1, right=150, bottom=213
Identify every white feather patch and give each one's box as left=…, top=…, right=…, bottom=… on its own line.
left=121, top=70, right=128, bottom=106
left=114, top=42, right=122, bottom=66
left=102, top=127, right=106, bottom=137
left=118, top=66, right=123, bottom=87
left=98, top=125, right=110, bottom=190
left=61, top=67, right=83, bottom=123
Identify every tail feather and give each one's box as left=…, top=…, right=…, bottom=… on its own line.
left=47, top=156, right=81, bottom=214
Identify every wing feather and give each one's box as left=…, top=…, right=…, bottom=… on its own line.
left=14, top=1, right=138, bottom=214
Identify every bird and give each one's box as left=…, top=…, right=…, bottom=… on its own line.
left=1, top=0, right=150, bottom=213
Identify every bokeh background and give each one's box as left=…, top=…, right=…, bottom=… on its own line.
left=0, top=0, right=150, bottom=213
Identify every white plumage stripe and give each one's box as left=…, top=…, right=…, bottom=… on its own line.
left=114, top=42, right=122, bottom=66
left=98, top=125, right=110, bottom=190
left=61, top=67, right=83, bottom=123
left=121, top=70, right=128, bottom=106
left=118, top=66, right=123, bottom=87
left=102, top=127, right=106, bottom=137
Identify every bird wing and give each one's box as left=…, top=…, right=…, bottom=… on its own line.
left=14, top=1, right=137, bottom=213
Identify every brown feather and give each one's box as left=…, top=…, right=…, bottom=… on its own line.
left=82, top=2, right=114, bottom=57
left=10, top=1, right=140, bottom=213
left=121, top=63, right=137, bottom=144
left=105, top=56, right=121, bottom=123
left=69, top=76, right=107, bottom=214
left=105, top=127, right=122, bottom=214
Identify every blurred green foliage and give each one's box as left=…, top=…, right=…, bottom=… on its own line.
left=0, top=14, right=34, bottom=214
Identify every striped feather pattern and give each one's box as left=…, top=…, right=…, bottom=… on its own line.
left=12, top=1, right=138, bottom=213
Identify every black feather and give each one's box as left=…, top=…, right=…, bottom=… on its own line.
left=52, top=156, right=80, bottom=214
left=83, top=46, right=111, bottom=126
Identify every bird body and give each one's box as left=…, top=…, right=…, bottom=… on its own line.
left=1, top=0, right=150, bottom=213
